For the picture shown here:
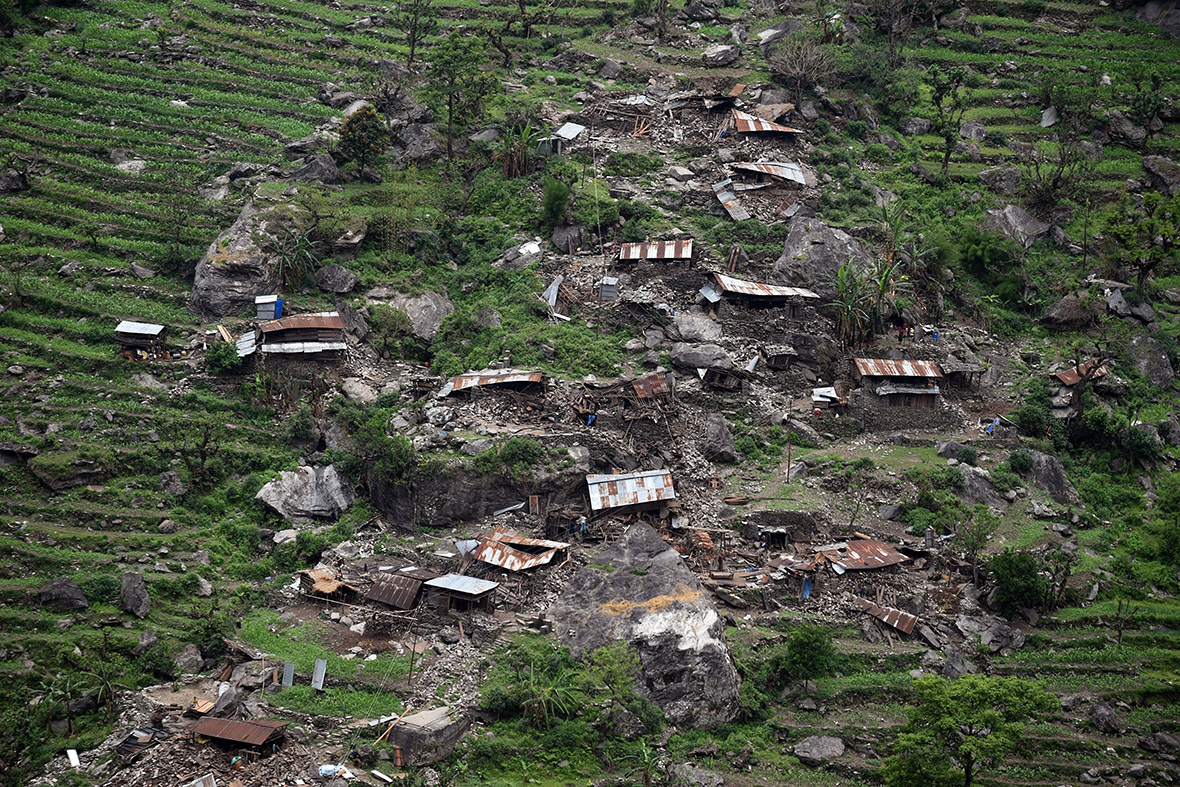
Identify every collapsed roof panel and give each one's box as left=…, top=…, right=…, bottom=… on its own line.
left=817, top=539, right=911, bottom=570
left=631, top=370, right=674, bottom=398
left=1052, top=360, right=1109, bottom=386
left=586, top=469, right=676, bottom=511
left=712, top=179, right=750, bottom=221
left=438, top=368, right=544, bottom=397
left=852, top=358, right=943, bottom=379
left=259, top=341, right=347, bottom=354
left=258, top=312, right=343, bottom=334
left=190, top=718, right=287, bottom=747
left=367, top=574, right=425, bottom=609
left=731, top=109, right=804, bottom=134
left=617, top=239, right=694, bottom=261
left=731, top=161, right=809, bottom=186
left=852, top=597, right=918, bottom=634
left=424, top=574, right=500, bottom=597
left=711, top=272, right=820, bottom=299
left=555, top=122, right=586, bottom=140
left=473, top=525, right=570, bottom=571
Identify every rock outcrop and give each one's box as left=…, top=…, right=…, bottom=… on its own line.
left=256, top=465, right=354, bottom=524
left=702, top=414, right=737, bottom=463
left=316, top=264, right=359, bottom=293
left=366, top=288, right=455, bottom=341
left=1130, top=334, right=1175, bottom=388
left=983, top=204, right=1050, bottom=248
left=794, top=736, right=845, bottom=765
left=1143, top=155, right=1180, bottom=195
left=546, top=523, right=741, bottom=729
left=772, top=218, right=874, bottom=300
left=1026, top=450, right=1078, bottom=504
left=191, top=202, right=284, bottom=319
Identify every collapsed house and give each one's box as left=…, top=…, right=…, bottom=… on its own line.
left=536, top=121, right=585, bottom=156
left=712, top=178, right=751, bottom=221
left=699, top=272, right=820, bottom=318
left=616, top=239, right=695, bottom=264
left=1049, top=359, right=1110, bottom=418
left=367, top=567, right=440, bottom=610
left=437, top=368, right=544, bottom=398
left=190, top=718, right=287, bottom=751
left=730, top=160, right=813, bottom=188
left=729, top=108, right=804, bottom=135
left=421, top=574, right=499, bottom=613
left=384, top=707, right=470, bottom=767
left=940, top=358, right=986, bottom=390
left=473, top=525, right=570, bottom=572
left=295, top=568, right=359, bottom=602
left=586, top=469, right=676, bottom=516
left=761, top=344, right=797, bottom=371
left=816, top=539, right=911, bottom=574
left=852, top=358, right=943, bottom=408
left=698, top=366, right=745, bottom=391
left=115, top=320, right=166, bottom=349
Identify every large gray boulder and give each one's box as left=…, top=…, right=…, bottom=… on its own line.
left=1041, top=293, right=1103, bottom=330
left=1088, top=700, right=1120, bottom=734
left=898, top=117, right=933, bottom=135
left=174, top=644, right=204, bottom=674
left=1026, top=450, right=1078, bottom=504
left=794, top=736, right=845, bottom=765
left=771, top=218, right=874, bottom=300
left=670, top=342, right=732, bottom=370
left=1130, top=334, right=1175, bottom=388
left=983, top=204, right=1050, bottom=248
left=39, top=578, right=89, bottom=611
left=546, top=523, right=741, bottom=729
left=1105, top=110, right=1147, bottom=147
left=702, top=414, right=737, bottom=463
left=956, top=614, right=1023, bottom=652
left=960, top=465, right=1006, bottom=508
left=191, top=202, right=284, bottom=319
left=315, top=264, right=359, bottom=293
left=671, top=314, right=721, bottom=342
left=290, top=152, right=341, bottom=184
left=1143, top=155, right=1180, bottom=196
left=959, top=119, right=987, bottom=142
left=120, top=572, right=151, bottom=619
left=1138, top=0, right=1180, bottom=39
left=0, top=168, right=30, bottom=192
left=256, top=464, right=354, bottom=524
left=397, top=123, right=441, bottom=165
left=702, top=44, right=740, bottom=66
left=366, top=288, right=454, bottom=341
left=978, top=166, right=1022, bottom=194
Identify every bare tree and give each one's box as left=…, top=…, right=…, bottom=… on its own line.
left=861, top=0, right=924, bottom=66
left=768, top=32, right=836, bottom=106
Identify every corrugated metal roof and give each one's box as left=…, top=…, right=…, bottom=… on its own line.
left=1052, top=360, right=1109, bottom=386
left=711, top=179, right=750, bottom=221
left=732, top=109, right=804, bottom=134
left=732, top=161, right=808, bottom=185
left=631, top=370, right=674, bottom=398
left=235, top=332, right=257, bottom=358
left=473, top=525, right=569, bottom=572
left=812, top=386, right=839, bottom=402
left=367, top=574, right=424, bottom=609
left=439, top=368, right=544, bottom=397
left=190, top=718, right=287, bottom=747
left=115, top=320, right=165, bottom=336
left=259, top=341, right=347, bottom=354
left=817, top=539, right=910, bottom=570
left=258, top=312, right=344, bottom=333
left=586, top=469, right=676, bottom=511
left=254, top=295, right=279, bottom=304
left=617, top=240, right=694, bottom=261
left=852, top=597, right=918, bottom=634
left=853, top=358, right=943, bottom=378
left=713, top=272, right=819, bottom=299
left=425, top=574, right=500, bottom=596
left=555, top=122, right=585, bottom=140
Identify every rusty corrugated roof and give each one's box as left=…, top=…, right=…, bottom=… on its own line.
left=817, top=539, right=911, bottom=570
left=473, top=525, right=570, bottom=572
left=190, top=718, right=287, bottom=747
left=297, top=568, right=357, bottom=595
left=852, top=597, right=918, bottom=634
left=712, top=179, right=750, bottom=221
left=1052, top=360, right=1109, bottom=386
left=258, top=312, right=344, bottom=334
left=731, top=161, right=808, bottom=186
left=440, top=368, right=544, bottom=397
left=631, top=371, right=674, bottom=398
left=618, top=240, right=694, bottom=261
left=586, top=469, right=676, bottom=511
left=367, top=574, right=425, bottom=609
left=853, top=358, right=943, bottom=379
left=732, top=109, right=803, bottom=134
left=713, top=272, right=819, bottom=299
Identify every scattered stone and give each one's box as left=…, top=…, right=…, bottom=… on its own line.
left=129, top=262, right=155, bottom=279
left=315, top=264, right=359, bottom=293
left=1040, top=106, right=1058, bottom=127
left=1088, top=700, right=1121, bottom=734
left=1139, top=732, right=1180, bottom=754
left=290, top=153, right=341, bottom=184
left=671, top=313, right=722, bottom=342
left=794, top=736, right=844, bottom=765
left=983, top=204, right=1050, bottom=248
left=702, top=43, right=740, bottom=66
left=1105, top=109, right=1147, bottom=147
left=1026, top=450, right=1079, bottom=504
left=1143, top=154, right=1180, bottom=195
left=341, top=378, right=378, bottom=405
left=670, top=342, right=732, bottom=370
left=668, top=764, right=724, bottom=787
left=39, top=578, right=89, bottom=611
left=158, top=470, right=188, bottom=497
left=898, top=117, right=933, bottom=135
left=157, top=519, right=177, bottom=534
left=598, top=59, right=624, bottom=79
left=978, top=166, right=1022, bottom=194
left=1130, top=334, right=1175, bottom=388
left=941, top=649, right=980, bottom=679
left=195, top=577, right=213, bottom=597
left=120, top=572, right=151, bottom=618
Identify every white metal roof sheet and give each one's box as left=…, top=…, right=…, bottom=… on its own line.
left=424, top=573, right=500, bottom=596
left=555, top=122, right=586, bottom=140
left=586, top=469, right=676, bottom=511
left=258, top=341, right=347, bottom=354
left=732, top=161, right=808, bottom=185
left=115, top=320, right=165, bottom=335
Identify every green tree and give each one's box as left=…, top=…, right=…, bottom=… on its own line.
left=988, top=548, right=1047, bottom=614
left=767, top=623, right=838, bottom=688
left=929, top=65, right=969, bottom=180
left=426, top=32, right=496, bottom=161
left=206, top=340, right=243, bottom=374
left=1103, top=191, right=1179, bottom=292
left=339, top=104, right=388, bottom=178
left=540, top=174, right=570, bottom=230
left=883, top=675, right=1057, bottom=787
left=392, top=0, right=437, bottom=66
left=958, top=505, right=999, bottom=585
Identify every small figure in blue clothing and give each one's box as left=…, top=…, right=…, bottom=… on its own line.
left=932, top=328, right=940, bottom=341
left=987, top=417, right=999, bottom=436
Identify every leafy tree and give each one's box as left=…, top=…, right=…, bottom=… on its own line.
left=860, top=0, right=924, bottom=66
left=161, top=415, right=228, bottom=490
left=206, top=340, right=243, bottom=374
left=768, top=31, right=836, bottom=106
left=391, top=0, right=437, bottom=66
left=958, top=505, right=999, bottom=584
left=883, top=675, right=1057, bottom=787
left=988, top=548, right=1046, bottom=614
left=1102, top=191, right=1179, bottom=292
left=767, top=623, right=838, bottom=688
left=540, top=174, right=570, bottom=230
left=338, top=104, right=387, bottom=178
left=426, top=32, right=497, bottom=161
left=929, top=65, right=969, bottom=180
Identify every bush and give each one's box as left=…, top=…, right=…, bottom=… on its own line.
left=989, top=549, right=1047, bottom=613
left=767, top=624, right=838, bottom=687
left=958, top=446, right=978, bottom=466
left=846, top=120, right=868, bottom=140
left=602, top=152, right=663, bottom=177
left=1007, top=448, right=1033, bottom=475
left=540, top=175, right=570, bottom=230
left=206, top=341, right=243, bottom=374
